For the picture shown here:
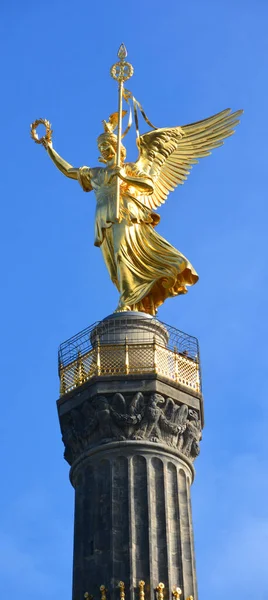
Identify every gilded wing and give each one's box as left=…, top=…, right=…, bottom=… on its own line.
left=136, top=108, right=243, bottom=210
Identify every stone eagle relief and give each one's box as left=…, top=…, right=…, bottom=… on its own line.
left=61, top=392, right=202, bottom=465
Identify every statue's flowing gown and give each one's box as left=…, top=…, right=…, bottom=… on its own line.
left=78, top=162, right=198, bottom=313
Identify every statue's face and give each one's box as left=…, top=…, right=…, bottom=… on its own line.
left=98, top=140, right=116, bottom=161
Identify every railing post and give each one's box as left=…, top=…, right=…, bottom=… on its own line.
left=59, top=363, right=66, bottom=395
left=74, top=354, right=79, bottom=387
left=96, top=336, right=101, bottom=376
left=76, top=351, right=86, bottom=386
left=153, top=335, right=157, bottom=372
left=195, top=356, right=200, bottom=392
left=174, top=345, right=179, bottom=383
left=125, top=336, right=129, bottom=375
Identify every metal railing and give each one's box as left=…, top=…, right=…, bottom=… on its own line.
left=58, top=317, right=201, bottom=396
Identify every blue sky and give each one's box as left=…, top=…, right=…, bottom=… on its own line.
left=0, top=0, right=268, bottom=598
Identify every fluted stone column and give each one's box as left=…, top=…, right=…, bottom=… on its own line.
left=57, top=313, right=203, bottom=600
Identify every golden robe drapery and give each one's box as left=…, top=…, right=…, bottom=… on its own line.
left=78, top=162, right=198, bottom=314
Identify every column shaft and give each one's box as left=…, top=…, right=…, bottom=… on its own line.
left=71, top=444, right=197, bottom=600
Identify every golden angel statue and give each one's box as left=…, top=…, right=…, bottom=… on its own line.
left=31, top=45, right=242, bottom=316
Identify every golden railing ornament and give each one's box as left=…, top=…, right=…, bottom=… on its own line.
left=30, top=118, right=52, bottom=146
left=138, top=581, right=145, bottom=600
left=119, top=581, right=125, bottom=600
left=100, top=585, right=107, bottom=600
left=172, top=588, right=182, bottom=600
left=156, top=583, right=165, bottom=600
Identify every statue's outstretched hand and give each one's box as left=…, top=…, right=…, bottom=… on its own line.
left=42, top=138, right=52, bottom=151
left=30, top=118, right=53, bottom=150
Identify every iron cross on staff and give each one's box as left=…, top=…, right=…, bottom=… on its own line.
left=110, top=43, right=134, bottom=221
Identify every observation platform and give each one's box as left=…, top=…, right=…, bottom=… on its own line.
left=58, top=312, right=201, bottom=398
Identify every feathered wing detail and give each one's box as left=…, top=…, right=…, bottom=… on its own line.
left=164, top=397, right=177, bottom=421
left=136, top=108, right=243, bottom=210
left=111, top=393, right=126, bottom=415
left=164, top=399, right=188, bottom=429
left=129, top=392, right=145, bottom=419
left=176, top=404, right=189, bottom=430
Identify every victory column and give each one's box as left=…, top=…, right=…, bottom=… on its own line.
left=31, top=44, right=242, bottom=600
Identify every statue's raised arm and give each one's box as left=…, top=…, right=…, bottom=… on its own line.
left=46, top=144, right=78, bottom=180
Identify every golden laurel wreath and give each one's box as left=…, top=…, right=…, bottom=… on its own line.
left=30, top=118, right=53, bottom=145
left=110, top=61, right=134, bottom=82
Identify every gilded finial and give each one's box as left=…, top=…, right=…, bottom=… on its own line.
left=119, top=581, right=125, bottom=600
left=139, top=580, right=145, bottom=600
left=172, top=588, right=182, bottom=600
left=118, top=43, right=127, bottom=60
left=156, top=583, right=165, bottom=600
left=100, top=585, right=107, bottom=600
left=186, top=597, right=194, bottom=600
left=84, top=593, right=93, bottom=600
left=110, top=47, right=134, bottom=83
